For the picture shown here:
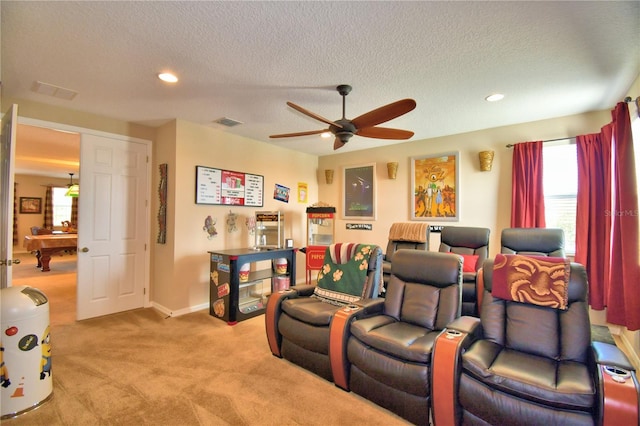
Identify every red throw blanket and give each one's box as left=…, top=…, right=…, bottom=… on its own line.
left=327, top=243, right=359, bottom=265
left=492, top=254, right=570, bottom=310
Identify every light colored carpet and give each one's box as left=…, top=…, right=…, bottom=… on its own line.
left=11, top=251, right=77, bottom=326
left=4, top=252, right=409, bottom=425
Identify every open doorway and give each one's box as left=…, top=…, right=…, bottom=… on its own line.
left=12, top=117, right=151, bottom=321
left=13, top=123, right=80, bottom=325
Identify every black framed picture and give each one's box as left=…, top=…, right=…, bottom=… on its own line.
left=20, top=197, right=42, bottom=214
left=342, top=163, right=376, bottom=220
left=195, top=165, right=264, bottom=207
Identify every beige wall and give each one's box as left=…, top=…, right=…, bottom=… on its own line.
left=150, top=119, right=318, bottom=314
left=318, top=109, right=611, bottom=255
left=2, top=97, right=155, bottom=142
left=150, top=120, right=177, bottom=309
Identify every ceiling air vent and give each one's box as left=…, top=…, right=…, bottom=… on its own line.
left=32, top=81, right=78, bottom=100
left=212, top=117, right=243, bottom=127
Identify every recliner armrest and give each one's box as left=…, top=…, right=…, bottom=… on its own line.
left=352, top=298, right=385, bottom=316
left=329, top=303, right=375, bottom=391
left=265, top=289, right=300, bottom=357
left=446, top=315, right=482, bottom=344
left=289, top=284, right=316, bottom=297
left=431, top=316, right=482, bottom=426
left=591, top=342, right=639, bottom=425
left=592, top=341, right=635, bottom=372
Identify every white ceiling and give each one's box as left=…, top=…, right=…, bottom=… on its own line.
left=2, top=1, right=639, bottom=176
left=13, top=124, right=81, bottom=178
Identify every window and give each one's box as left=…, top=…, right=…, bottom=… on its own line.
left=543, top=141, right=577, bottom=254
left=52, top=187, right=72, bottom=226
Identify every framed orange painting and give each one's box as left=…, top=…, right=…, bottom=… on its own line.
left=411, top=152, right=459, bottom=221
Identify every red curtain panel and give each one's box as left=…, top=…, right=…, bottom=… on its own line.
left=575, top=129, right=612, bottom=310
left=607, top=102, right=640, bottom=330
left=576, top=102, right=640, bottom=330
left=510, top=141, right=546, bottom=228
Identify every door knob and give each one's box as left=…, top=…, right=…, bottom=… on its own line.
left=81, top=247, right=89, bottom=253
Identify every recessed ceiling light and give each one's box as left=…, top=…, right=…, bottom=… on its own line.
left=321, top=132, right=332, bottom=138
left=158, top=72, right=178, bottom=83
left=485, top=93, right=505, bottom=102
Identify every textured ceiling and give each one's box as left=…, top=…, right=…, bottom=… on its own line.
left=2, top=1, right=639, bottom=176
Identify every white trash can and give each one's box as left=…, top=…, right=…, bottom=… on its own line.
left=1, top=286, right=53, bottom=419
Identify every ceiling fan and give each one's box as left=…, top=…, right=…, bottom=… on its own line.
left=270, top=85, right=416, bottom=150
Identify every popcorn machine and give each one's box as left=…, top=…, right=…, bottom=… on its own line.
left=305, top=206, right=336, bottom=283
left=255, top=211, right=284, bottom=249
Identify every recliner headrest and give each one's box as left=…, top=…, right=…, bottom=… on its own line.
left=391, top=250, right=461, bottom=288
left=483, top=257, right=588, bottom=305
left=440, top=226, right=490, bottom=249
left=500, top=228, right=565, bottom=257
left=387, top=222, right=430, bottom=243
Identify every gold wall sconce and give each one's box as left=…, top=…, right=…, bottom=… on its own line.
left=478, top=150, right=494, bottom=171
left=387, top=162, right=398, bottom=179
left=325, top=169, right=334, bottom=184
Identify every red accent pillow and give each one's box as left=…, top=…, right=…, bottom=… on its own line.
left=447, top=252, right=479, bottom=272
left=459, top=254, right=479, bottom=273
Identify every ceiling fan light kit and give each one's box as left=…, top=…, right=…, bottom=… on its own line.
left=65, top=172, right=79, bottom=197
left=270, top=84, right=416, bottom=150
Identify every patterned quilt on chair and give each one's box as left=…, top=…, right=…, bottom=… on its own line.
left=313, top=243, right=374, bottom=305
left=492, top=253, right=570, bottom=310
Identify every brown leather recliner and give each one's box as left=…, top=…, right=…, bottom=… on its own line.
left=265, top=243, right=383, bottom=382
left=471, top=227, right=566, bottom=316
left=432, top=257, right=640, bottom=425
left=382, top=222, right=430, bottom=294
left=332, top=250, right=462, bottom=425
left=438, top=226, right=490, bottom=316
left=500, top=227, right=565, bottom=257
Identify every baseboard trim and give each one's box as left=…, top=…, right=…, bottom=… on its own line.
left=151, top=301, right=209, bottom=318
left=619, top=333, right=640, bottom=372
left=608, top=325, right=623, bottom=336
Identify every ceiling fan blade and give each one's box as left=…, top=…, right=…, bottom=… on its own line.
left=356, top=127, right=414, bottom=140
left=351, top=99, right=416, bottom=129
left=333, top=137, right=346, bottom=150
left=269, top=129, right=326, bottom=138
left=287, top=102, right=343, bottom=129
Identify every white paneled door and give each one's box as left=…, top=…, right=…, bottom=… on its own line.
left=76, top=133, right=149, bottom=320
